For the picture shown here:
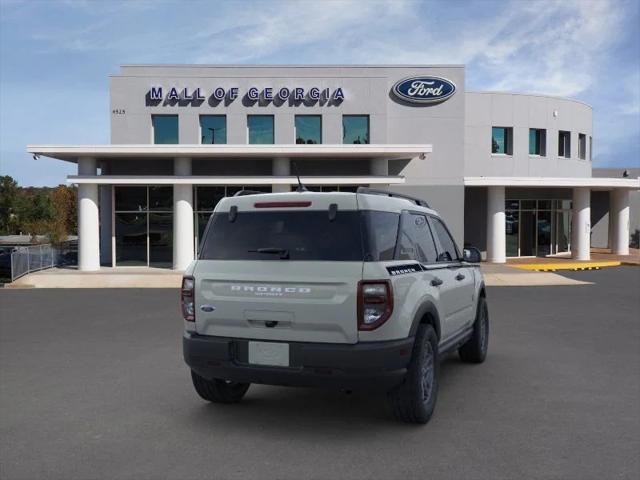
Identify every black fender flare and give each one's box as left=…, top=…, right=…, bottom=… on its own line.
left=408, top=301, right=442, bottom=340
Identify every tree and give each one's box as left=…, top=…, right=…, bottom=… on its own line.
left=48, top=185, right=77, bottom=244
left=0, top=175, right=19, bottom=234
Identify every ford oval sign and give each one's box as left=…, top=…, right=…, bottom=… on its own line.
left=391, top=76, right=456, bottom=104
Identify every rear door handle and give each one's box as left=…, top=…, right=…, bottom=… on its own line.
left=455, top=273, right=465, bottom=281
left=431, top=277, right=443, bottom=287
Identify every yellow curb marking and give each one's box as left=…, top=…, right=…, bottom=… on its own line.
left=511, top=261, right=621, bottom=272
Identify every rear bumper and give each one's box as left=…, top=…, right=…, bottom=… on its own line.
left=183, top=332, right=414, bottom=390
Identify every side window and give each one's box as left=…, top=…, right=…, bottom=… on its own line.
left=396, top=213, right=438, bottom=263
left=430, top=217, right=459, bottom=262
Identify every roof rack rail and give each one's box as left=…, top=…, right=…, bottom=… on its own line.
left=356, top=187, right=430, bottom=208
left=233, top=190, right=268, bottom=197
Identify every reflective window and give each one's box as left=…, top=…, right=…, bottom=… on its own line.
left=529, top=128, right=546, bottom=156
left=200, top=115, right=227, bottom=144
left=115, top=186, right=146, bottom=212
left=149, top=213, right=173, bottom=267
left=430, top=218, right=459, bottom=262
left=152, top=115, right=179, bottom=144
left=396, top=213, right=438, bottom=263
left=492, top=127, right=513, bottom=154
left=114, top=186, right=173, bottom=267
left=148, top=186, right=173, bottom=211
left=115, top=213, right=147, bottom=266
left=589, top=136, right=592, bottom=161
left=505, top=210, right=519, bottom=257
left=578, top=133, right=586, bottom=160
left=200, top=211, right=363, bottom=261
left=558, top=131, right=571, bottom=158
left=343, top=115, right=369, bottom=144
left=361, top=211, right=399, bottom=261
left=248, top=115, right=274, bottom=144
left=295, top=115, right=322, bottom=144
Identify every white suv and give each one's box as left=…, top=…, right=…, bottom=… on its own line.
left=182, top=188, right=488, bottom=424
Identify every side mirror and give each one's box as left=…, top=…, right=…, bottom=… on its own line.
left=463, top=247, right=481, bottom=263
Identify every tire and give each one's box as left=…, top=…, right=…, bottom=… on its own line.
left=388, top=324, right=439, bottom=424
left=190, top=370, right=250, bottom=404
left=458, top=296, right=489, bottom=363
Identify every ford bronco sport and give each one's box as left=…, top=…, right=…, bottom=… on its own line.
left=182, top=188, right=488, bottom=424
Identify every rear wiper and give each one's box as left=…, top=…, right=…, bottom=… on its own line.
left=248, top=247, right=290, bottom=259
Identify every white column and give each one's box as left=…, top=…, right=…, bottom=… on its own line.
left=371, top=158, right=389, bottom=188
left=272, top=157, right=290, bottom=193
left=610, top=189, right=630, bottom=255
left=78, top=157, right=100, bottom=271
left=173, top=157, right=194, bottom=270
left=571, top=187, right=591, bottom=260
left=486, top=186, right=506, bottom=263
left=370, top=158, right=388, bottom=176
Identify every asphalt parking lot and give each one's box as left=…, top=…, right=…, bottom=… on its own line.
left=1, top=267, right=639, bottom=480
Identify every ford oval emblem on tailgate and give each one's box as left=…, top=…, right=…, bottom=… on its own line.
left=200, top=305, right=215, bottom=312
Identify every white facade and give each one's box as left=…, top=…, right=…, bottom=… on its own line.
left=27, top=65, right=638, bottom=270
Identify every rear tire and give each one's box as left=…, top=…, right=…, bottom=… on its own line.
left=191, top=370, right=250, bottom=403
left=388, top=324, right=439, bottom=424
left=458, top=296, right=489, bottom=363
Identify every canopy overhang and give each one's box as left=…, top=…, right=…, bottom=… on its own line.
left=464, top=176, right=640, bottom=190
left=28, top=144, right=433, bottom=163
left=67, top=175, right=406, bottom=186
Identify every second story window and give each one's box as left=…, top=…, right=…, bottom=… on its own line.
left=589, top=136, right=593, bottom=161
left=248, top=115, right=274, bottom=144
left=529, top=128, right=546, bottom=156
left=200, top=115, right=227, bottom=144
left=578, top=133, right=586, bottom=160
left=558, top=131, right=571, bottom=158
left=152, top=115, right=178, bottom=144
left=295, top=115, right=321, bottom=144
left=492, top=127, right=513, bottom=155
left=343, top=115, right=369, bottom=144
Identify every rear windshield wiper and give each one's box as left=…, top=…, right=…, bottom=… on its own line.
left=248, top=247, right=290, bottom=259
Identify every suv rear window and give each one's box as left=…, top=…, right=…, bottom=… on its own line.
left=200, top=211, right=364, bottom=261
left=199, top=210, right=403, bottom=262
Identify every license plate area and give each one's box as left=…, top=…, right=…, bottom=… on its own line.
left=248, top=341, right=290, bottom=367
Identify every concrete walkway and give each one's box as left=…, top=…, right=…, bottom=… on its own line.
left=7, top=267, right=182, bottom=288
left=7, top=263, right=590, bottom=288
left=481, top=263, right=591, bottom=286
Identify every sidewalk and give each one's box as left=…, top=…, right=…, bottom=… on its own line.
left=7, top=264, right=590, bottom=288
left=7, top=267, right=182, bottom=288
left=507, top=247, right=639, bottom=272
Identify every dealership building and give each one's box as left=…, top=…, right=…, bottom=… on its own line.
left=28, top=65, right=639, bottom=271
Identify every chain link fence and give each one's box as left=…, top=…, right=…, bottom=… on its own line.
left=4, top=242, right=77, bottom=282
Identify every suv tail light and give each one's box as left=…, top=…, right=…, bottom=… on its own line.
left=357, top=280, right=393, bottom=331
left=181, top=276, right=195, bottom=322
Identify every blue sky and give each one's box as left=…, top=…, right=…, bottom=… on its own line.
left=0, top=0, right=638, bottom=186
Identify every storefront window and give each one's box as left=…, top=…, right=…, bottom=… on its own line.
left=342, top=115, right=369, bottom=144
left=504, top=199, right=572, bottom=257
left=492, top=127, right=512, bottom=154
left=114, top=186, right=173, bottom=267
left=295, top=115, right=322, bottom=144
left=152, top=115, right=179, bottom=144
left=200, top=115, right=227, bottom=144
left=248, top=115, right=274, bottom=144
left=529, top=128, right=546, bottom=156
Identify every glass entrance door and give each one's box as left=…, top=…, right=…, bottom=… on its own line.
left=520, top=211, right=536, bottom=256
left=114, top=186, right=173, bottom=267
left=537, top=211, right=552, bottom=256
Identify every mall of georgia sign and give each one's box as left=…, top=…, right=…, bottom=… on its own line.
left=391, top=76, right=456, bottom=104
